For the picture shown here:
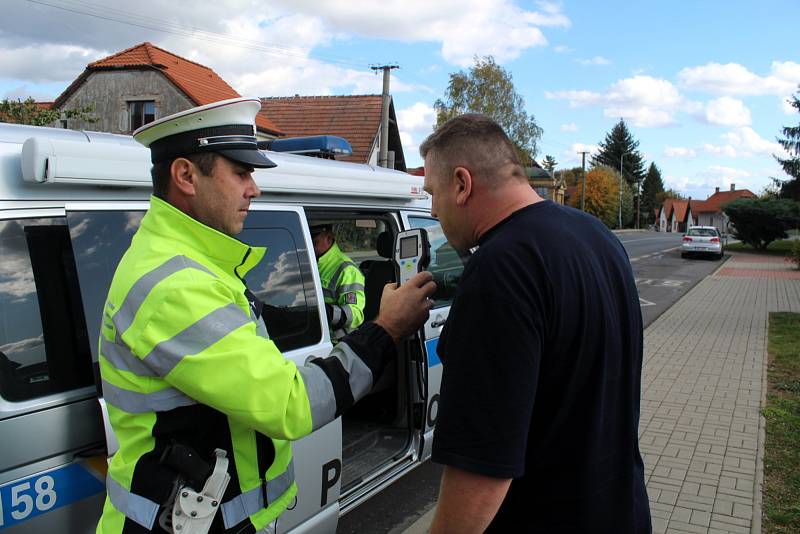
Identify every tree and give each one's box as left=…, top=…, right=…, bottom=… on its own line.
left=435, top=56, right=543, bottom=165
left=541, top=155, right=557, bottom=172
left=656, top=188, right=685, bottom=203
left=0, top=97, right=96, bottom=127
left=640, top=163, right=665, bottom=224
left=724, top=198, right=800, bottom=250
left=566, top=165, right=632, bottom=228
left=775, top=87, right=800, bottom=200
left=591, top=119, right=646, bottom=186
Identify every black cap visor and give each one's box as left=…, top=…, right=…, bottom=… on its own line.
left=217, top=148, right=277, bottom=169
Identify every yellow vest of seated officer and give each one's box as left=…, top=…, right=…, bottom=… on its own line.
left=318, top=242, right=365, bottom=341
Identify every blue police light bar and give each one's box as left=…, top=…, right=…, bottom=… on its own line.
left=259, top=135, right=353, bottom=158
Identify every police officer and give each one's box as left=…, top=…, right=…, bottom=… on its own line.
left=96, top=97, right=435, bottom=533
left=310, top=223, right=366, bottom=341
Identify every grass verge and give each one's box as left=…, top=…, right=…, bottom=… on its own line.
left=727, top=239, right=796, bottom=256
left=763, top=312, right=800, bottom=532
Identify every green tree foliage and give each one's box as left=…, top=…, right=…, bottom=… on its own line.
left=591, top=119, right=646, bottom=186
left=541, top=155, right=557, bottom=172
left=435, top=56, right=543, bottom=166
left=566, top=165, right=633, bottom=228
left=559, top=166, right=583, bottom=187
left=0, top=97, right=96, bottom=126
left=724, top=198, right=800, bottom=250
left=641, top=163, right=665, bottom=224
left=776, top=89, right=800, bottom=179
left=656, top=188, right=685, bottom=203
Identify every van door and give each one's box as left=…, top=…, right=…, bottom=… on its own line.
left=402, top=214, right=468, bottom=461
left=64, top=203, right=340, bottom=534
left=0, top=209, right=105, bottom=534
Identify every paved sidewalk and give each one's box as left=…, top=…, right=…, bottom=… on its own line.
left=401, top=252, right=800, bottom=534
left=641, top=252, right=800, bottom=534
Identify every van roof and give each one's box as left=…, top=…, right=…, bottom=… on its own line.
left=0, top=123, right=429, bottom=210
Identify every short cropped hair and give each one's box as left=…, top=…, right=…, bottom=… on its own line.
left=419, top=114, right=525, bottom=185
left=150, top=152, right=218, bottom=199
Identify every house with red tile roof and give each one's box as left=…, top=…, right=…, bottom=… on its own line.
left=49, top=42, right=282, bottom=137
left=259, top=95, right=405, bottom=171
left=656, top=184, right=755, bottom=234
left=691, top=184, right=755, bottom=234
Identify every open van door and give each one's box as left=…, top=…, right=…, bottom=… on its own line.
left=402, top=214, right=468, bottom=461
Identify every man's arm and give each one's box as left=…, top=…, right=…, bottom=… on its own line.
left=430, top=466, right=511, bottom=534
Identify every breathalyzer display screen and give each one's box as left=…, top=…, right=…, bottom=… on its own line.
left=399, top=236, right=418, bottom=259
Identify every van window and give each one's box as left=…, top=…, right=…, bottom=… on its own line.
left=240, top=210, right=322, bottom=351
left=0, top=218, right=93, bottom=402
left=68, top=210, right=322, bottom=355
left=407, top=217, right=467, bottom=307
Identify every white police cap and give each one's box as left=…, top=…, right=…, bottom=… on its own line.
left=132, top=97, right=276, bottom=168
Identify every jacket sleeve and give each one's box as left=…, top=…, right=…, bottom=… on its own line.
left=129, top=277, right=394, bottom=439
left=329, top=264, right=365, bottom=331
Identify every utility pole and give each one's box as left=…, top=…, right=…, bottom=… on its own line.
left=619, top=152, right=627, bottom=229
left=371, top=64, right=399, bottom=168
left=635, top=178, right=641, bottom=230
left=578, top=151, right=588, bottom=211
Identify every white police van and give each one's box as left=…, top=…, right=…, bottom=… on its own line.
left=0, top=123, right=464, bottom=533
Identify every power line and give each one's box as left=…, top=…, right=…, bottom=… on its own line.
left=23, top=0, right=370, bottom=69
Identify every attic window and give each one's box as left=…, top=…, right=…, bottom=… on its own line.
left=129, top=100, right=156, bottom=132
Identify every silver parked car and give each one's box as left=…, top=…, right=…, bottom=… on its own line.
left=681, top=226, right=724, bottom=260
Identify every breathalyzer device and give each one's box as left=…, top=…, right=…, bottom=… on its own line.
left=393, top=228, right=431, bottom=285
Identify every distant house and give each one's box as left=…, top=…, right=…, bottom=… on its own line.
left=49, top=42, right=282, bottom=138
left=259, top=95, right=406, bottom=171
left=690, top=184, right=756, bottom=235
left=668, top=200, right=694, bottom=233
left=527, top=165, right=566, bottom=204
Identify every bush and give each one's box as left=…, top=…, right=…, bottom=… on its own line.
left=792, top=240, right=800, bottom=271
left=724, top=198, right=800, bottom=250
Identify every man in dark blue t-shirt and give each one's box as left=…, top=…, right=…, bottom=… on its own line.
left=420, top=114, right=650, bottom=533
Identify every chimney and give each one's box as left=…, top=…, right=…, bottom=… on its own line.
left=730, top=183, right=735, bottom=191
left=715, top=187, right=720, bottom=194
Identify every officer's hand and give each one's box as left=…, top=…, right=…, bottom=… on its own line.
left=374, top=271, right=437, bottom=342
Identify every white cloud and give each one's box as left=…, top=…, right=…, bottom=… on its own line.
left=702, top=143, right=738, bottom=158
left=560, top=142, right=599, bottom=165
left=703, top=97, right=752, bottom=127
left=560, top=123, right=578, bottom=132
left=664, top=147, right=697, bottom=158
left=547, top=76, right=683, bottom=127
left=0, top=44, right=103, bottom=84
left=678, top=61, right=800, bottom=96
left=554, top=45, right=571, bottom=53
left=398, top=102, right=436, bottom=163
left=577, top=56, right=610, bottom=66
left=783, top=96, right=798, bottom=115
left=702, top=127, right=787, bottom=159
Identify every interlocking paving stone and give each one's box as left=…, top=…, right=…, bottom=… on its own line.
left=640, top=252, right=800, bottom=533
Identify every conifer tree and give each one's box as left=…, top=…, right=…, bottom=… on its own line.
left=591, top=119, right=646, bottom=186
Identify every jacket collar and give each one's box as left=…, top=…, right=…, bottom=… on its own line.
left=142, top=195, right=266, bottom=278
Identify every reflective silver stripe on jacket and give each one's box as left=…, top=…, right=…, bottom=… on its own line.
left=296, top=364, right=337, bottom=431
left=113, top=255, right=217, bottom=337
left=330, top=341, right=373, bottom=401
left=221, top=461, right=295, bottom=528
left=102, top=379, right=197, bottom=413
left=337, top=283, right=364, bottom=296
left=143, top=303, right=252, bottom=376
left=106, top=473, right=160, bottom=530
left=101, top=336, right=157, bottom=377
left=324, top=261, right=357, bottom=296
left=331, top=305, right=343, bottom=326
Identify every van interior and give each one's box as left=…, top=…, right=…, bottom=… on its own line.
left=304, top=211, right=418, bottom=492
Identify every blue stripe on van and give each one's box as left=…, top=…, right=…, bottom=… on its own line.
left=0, top=463, right=105, bottom=529
left=426, top=338, right=441, bottom=367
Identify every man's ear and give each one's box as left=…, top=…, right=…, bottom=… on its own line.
left=453, top=166, right=473, bottom=206
left=170, top=157, right=198, bottom=197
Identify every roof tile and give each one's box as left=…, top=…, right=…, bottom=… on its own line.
left=58, top=42, right=281, bottom=135
left=259, top=95, right=384, bottom=163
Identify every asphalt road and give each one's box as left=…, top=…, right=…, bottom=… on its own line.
left=337, top=231, right=727, bottom=533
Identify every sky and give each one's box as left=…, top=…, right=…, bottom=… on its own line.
left=1, top=0, right=798, bottom=201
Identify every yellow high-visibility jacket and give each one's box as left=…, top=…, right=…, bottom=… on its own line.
left=97, top=197, right=394, bottom=533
